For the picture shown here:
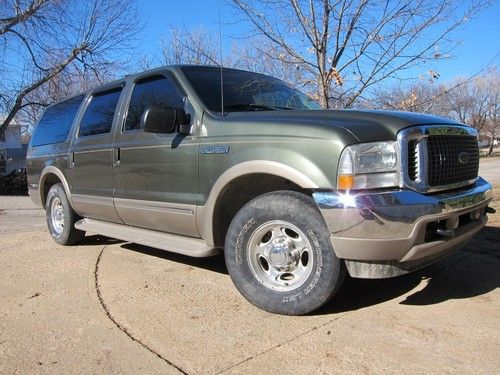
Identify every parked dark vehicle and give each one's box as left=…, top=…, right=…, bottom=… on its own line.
left=0, top=169, right=28, bottom=195
left=27, top=65, right=493, bottom=315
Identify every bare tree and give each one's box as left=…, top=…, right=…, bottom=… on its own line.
left=231, top=0, right=490, bottom=108
left=370, top=69, right=500, bottom=155
left=18, top=62, right=124, bottom=137
left=369, top=81, right=450, bottom=115
left=0, top=0, right=141, bottom=136
left=443, top=75, right=495, bottom=130
left=161, top=27, right=313, bottom=95
left=450, top=71, right=500, bottom=154
left=162, top=28, right=221, bottom=66
left=485, top=81, right=499, bottom=155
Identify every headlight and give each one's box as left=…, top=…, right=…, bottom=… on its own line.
left=337, top=141, right=399, bottom=190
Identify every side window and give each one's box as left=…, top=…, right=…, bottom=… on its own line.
left=79, top=88, right=122, bottom=137
left=31, top=95, right=84, bottom=147
left=125, top=75, right=184, bottom=131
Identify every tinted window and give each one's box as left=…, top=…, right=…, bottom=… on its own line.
left=125, top=75, right=184, bottom=131
left=79, top=88, right=122, bottom=137
left=181, top=67, right=322, bottom=112
left=31, top=95, right=84, bottom=147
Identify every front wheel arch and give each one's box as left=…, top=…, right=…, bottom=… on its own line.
left=211, top=174, right=309, bottom=248
left=197, top=160, right=328, bottom=247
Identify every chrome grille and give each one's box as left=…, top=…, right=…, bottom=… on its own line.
left=399, top=125, right=479, bottom=193
left=407, top=140, right=418, bottom=181
left=427, top=135, right=479, bottom=186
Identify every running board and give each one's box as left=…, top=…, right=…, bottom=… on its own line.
left=75, top=218, right=219, bottom=258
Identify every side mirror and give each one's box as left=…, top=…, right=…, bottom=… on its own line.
left=140, top=106, right=190, bottom=134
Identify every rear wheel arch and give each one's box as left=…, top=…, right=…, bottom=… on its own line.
left=39, top=167, right=73, bottom=209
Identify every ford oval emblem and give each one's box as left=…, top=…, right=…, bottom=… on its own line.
left=458, top=151, right=470, bottom=164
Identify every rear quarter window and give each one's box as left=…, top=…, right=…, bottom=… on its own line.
left=30, top=95, right=84, bottom=147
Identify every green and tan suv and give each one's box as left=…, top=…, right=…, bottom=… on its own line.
left=27, top=65, right=493, bottom=315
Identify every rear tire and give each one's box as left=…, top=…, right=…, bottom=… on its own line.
left=224, top=191, right=345, bottom=315
left=46, top=183, right=85, bottom=245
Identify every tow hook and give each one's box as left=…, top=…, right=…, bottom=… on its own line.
left=485, top=206, right=496, bottom=214
left=436, top=217, right=459, bottom=237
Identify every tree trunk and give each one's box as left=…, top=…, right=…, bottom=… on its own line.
left=318, top=76, right=330, bottom=109
left=488, top=135, right=495, bottom=155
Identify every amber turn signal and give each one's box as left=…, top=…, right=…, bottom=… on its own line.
left=338, top=174, right=354, bottom=190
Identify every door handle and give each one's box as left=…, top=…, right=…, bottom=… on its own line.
left=113, top=148, right=121, bottom=167
left=69, top=152, right=75, bottom=168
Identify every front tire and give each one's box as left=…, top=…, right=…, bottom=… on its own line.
left=46, top=183, right=85, bottom=245
left=224, top=191, right=345, bottom=315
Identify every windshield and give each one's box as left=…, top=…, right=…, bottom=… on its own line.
left=181, top=66, right=322, bottom=113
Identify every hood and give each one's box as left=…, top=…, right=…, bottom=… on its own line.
left=224, top=109, right=464, bottom=142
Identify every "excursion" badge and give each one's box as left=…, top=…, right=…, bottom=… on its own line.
left=200, top=145, right=230, bottom=154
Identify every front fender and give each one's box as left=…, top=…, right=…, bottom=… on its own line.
left=197, top=159, right=328, bottom=246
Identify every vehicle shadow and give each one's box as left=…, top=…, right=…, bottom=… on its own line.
left=316, top=226, right=500, bottom=315
left=399, top=226, right=500, bottom=306
left=120, top=242, right=228, bottom=275
left=81, top=226, right=499, bottom=314
left=79, top=234, right=124, bottom=246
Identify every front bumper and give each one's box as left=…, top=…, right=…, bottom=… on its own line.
left=313, top=178, right=493, bottom=278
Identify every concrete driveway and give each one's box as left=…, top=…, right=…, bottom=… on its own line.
left=1, top=159, right=499, bottom=374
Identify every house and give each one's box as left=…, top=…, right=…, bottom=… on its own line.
left=0, top=122, right=27, bottom=175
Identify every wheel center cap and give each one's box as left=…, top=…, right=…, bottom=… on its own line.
left=268, top=237, right=297, bottom=268
left=269, top=246, right=288, bottom=266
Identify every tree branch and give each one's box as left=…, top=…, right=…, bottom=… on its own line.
left=0, top=0, right=49, bottom=36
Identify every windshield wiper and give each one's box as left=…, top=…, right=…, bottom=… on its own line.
left=224, top=103, right=276, bottom=111
left=223, top=103, right=293, bottom=112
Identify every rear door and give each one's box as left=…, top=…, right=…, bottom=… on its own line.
left=68, top=84, right=125, bottom=223
left=112, top=72, right=199, bottom=236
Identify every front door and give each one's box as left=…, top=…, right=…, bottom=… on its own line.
left=112, top=73, right=199, bottom=237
